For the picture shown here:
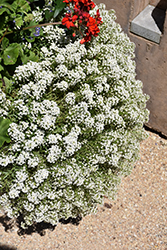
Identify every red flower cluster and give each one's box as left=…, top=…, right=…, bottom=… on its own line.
left=62, top=0, right=102, bottom=44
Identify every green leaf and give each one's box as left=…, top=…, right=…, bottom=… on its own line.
left=0, top=1, right=13, bottom=12
left=15, top=15, right=24, bottom=27
left=0, top=0, right=8, bottom=5
left=3, top=43, right=21, bottom=65
left=53, top=0, right=66, bottom=18
left=0, top=7, right=11, bottom=15
left=0, top=56, right=4, bottom=72
left=0, top=117, right=11, bottom=148
left=25, top=36, right=35, bottom=43
left=20, top=51, right=38, bottom=64
left=11, top=1, right=18, bottom=11
left=45, top=9, right=54, bottom=21
left=16, top=0, right=31, bottom=12
left=29, top=51, right=39, bottom=62
left=28, top=20, right=38, bottom=27
left=24, top=13, right=33, bottom=23
left=0, top=65, right=4, bottom=72
left=2, top=37, right=9, bottom=50
left=3, top=76, right=13, bottom=93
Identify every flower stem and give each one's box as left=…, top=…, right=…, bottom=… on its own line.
left=0, top=26, right=9, bottom=43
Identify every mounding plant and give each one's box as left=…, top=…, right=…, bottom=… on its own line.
left=0, top=1, right=149, bottom=229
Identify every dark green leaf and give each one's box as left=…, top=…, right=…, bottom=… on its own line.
left=0, top=117, right=11, bottom=148
left=28, top=0, right=39, bottom=2
left=53, top=0, right=66, bottom=18
left=45, top=9, right=54, bottom=21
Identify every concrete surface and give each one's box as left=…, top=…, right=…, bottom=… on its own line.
left=130, top=5, right=162, bottom=44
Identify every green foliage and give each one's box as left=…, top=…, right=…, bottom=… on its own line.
left=0, top=0, right=33, bottom=79
left=3, top=76, right=13, bottom=93
left=44, top=0, right=65, bottom=21
left=20, top=50, right=39, bottom=64
left=1, top=37, right=9, bottom=50
left=53, top=0, right=66, bottom=18
left=0, top=0, right=66, bottom=84
left=0, top=117, right=11, bottom=148
left=3, top=43, right=21, bottom=65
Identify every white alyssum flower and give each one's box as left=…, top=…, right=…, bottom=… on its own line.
left=0, top=4, right=149, bottom=229
left=47, top=145, right=61, bottom=163
left=39, top=114, right=56, bottom=130
left=32, top=7, right=43, bottom=22
left=28, top=157, right=39, bottom=168
left=34, top=168, right=49, bottom=185
left=47, top=134, right=62, bottom=144
left=27, top=192, right=40, bottom=204
left=55, top=80, right=68, bottom=91
left=81, top=84, right=94, bottom=104
left=16, top=153, right=26, bottom=165
left=23, top=201, right=35, bottom=212
left=65, top=92, right=76, bottom=105
left=63, top=130, right=81, bottom=157
left=0, top=153, right=15, bottom=167
left=9, top=189, right=20, bottom=199
left=8, top=123, right=25, bottom=142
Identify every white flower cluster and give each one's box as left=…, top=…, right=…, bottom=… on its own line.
left=14, top=61, right=54, bottom=100
left=0, top=4, right=149, bottom=228
left=32, top=7, right=43, bottom=22
left=0, top=89, right=10, bottom=118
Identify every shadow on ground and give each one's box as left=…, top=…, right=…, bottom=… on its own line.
left=0, top=212, right=82, bottom=236
left=0, top=244, right=17, bottom=250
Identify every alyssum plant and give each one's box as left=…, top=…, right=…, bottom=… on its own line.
left=0, top=2, right=149, bottom=229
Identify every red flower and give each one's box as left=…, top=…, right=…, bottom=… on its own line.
left=62, top=13, right=78, bottom=29
left=80, top=33, right=91, bottom=44
left=87, top=16, right=100, bottom=36
left=81, top=11, right=90, bottom=22
left=65, top=0, right=95, bottom=11
left=95, top=9, right=103, bottom=25
left=62, top=0, right=102, bottom=44
left=77, top=0, right=95, bottom=10
left=63, top=0, right=70, bottom=3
